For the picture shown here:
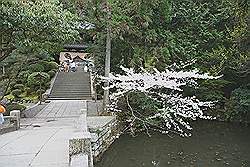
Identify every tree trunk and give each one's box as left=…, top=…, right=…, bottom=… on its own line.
left=103, top=7, right=111, bottom=113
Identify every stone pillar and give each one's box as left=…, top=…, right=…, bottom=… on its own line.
left=69, top=134, right=93, bottom=167
left=10, top=110, right=20, bottom=129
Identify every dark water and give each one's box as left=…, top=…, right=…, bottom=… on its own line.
left=96, top=121, right=250, bottom=167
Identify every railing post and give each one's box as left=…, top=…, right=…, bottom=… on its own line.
left=10, top=110, right=20, bottom=130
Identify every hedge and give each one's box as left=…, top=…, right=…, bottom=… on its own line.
left=27, top=72, right=50, bottom=87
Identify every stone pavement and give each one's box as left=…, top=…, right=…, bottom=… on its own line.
left=0, top=100, right=113, bottom=167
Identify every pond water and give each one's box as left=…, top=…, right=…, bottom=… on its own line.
left=95, top=121, right=250, bottom=167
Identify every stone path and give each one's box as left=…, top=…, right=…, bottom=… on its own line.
left=35, top=100, right=86, bottom=118
left=0, top=100, right=114, bottom=167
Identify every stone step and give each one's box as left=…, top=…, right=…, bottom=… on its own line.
left=53, top=82, right=90, bottom=84
left=48, top=97, right=92, bottom=100
left=55, top=78, right=89, bottom=80
left=49, top=71, right=91, bottom=100
left=51, top=89, right=91, bottom=92
left=50, top=93, right=91, bottom=96
left=52, top=86, right=90, bottom=92
left=53, top=83, right=90, bottom=85
left=52, top=87, right=90, bottom=90
left=54, top=79, right=90, bottom=82
left=50, top=92, right=91, bottom=95
left=54, top=78, right=90, bottom=80
left=55, top=78, right=89, bottom=81
left=49, top=96, right=91, bottom=99
left=52, top=85, right=90, bottom=88
left=54, top=80, right=89, bottom=82
left=51, top=94, right=91, bottom=96
left=49, top=94, right=91, bottom=97
left=55, top=76, right=89, bottom=78
left=51, top=90, right=91, bottom=93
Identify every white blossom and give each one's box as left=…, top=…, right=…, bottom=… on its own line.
left=101, top=66, right=219, bottom=136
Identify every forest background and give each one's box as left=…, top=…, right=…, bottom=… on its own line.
left=0, top=0, right=249, bottom=124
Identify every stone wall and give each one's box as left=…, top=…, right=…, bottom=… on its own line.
left=69, top=108, right=119, bottom=166
left=22, top=102, right=48, bottom=118
left=90, top=117, right=118, bottom=162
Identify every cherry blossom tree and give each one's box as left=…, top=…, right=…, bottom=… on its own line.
left=101, top=65, right=220, bottom=137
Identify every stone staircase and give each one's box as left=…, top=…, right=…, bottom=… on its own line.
left=48, top=71, right=92, bottom=100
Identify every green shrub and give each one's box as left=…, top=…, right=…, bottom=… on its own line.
left=27, top=72, right=50, bottom=87
left=44, top=82, right=51, bottom=88
left=36, top=89, right=45, bottom=95
left=48, top=62, right=58, bottom=70
left=51, top=69, right=58, bottom=73
left=39, top=61, right=51, bottom=72
left=4, top=103, right=26, bottom=116
left=226, top=88, right=250, bottom=122
left=5, top=94, right=15, bottom=101
left=10, top=81, right=17, bottom=88
left=24, top=87, right=32, bottom=95
left=18, top=70, right=31, bottom=83
left=14, top=84, right=24, bottom=90
left=40, top=61, right=58, bottom=72
left=47, top=70, right=56, bottom=78
left=29, top=64, right=45, bottom=72
left=12, top=89, right=22, bottom=97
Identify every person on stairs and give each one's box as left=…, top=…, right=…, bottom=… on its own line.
left=64, top=61, right=69, bottom=72
left=70, top=60, right=76, bottom=72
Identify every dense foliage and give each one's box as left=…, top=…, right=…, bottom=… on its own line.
left=0, top=0, right=249, bottom=129
left=0, top=0, right=80, bottom=103
left=75, top=0, right=249, bottom=124
left=1, top=0, right=79, bottom=61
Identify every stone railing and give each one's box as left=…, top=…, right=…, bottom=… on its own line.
left=43, top=70, right=59, bottom=100
left=69, top=105, right=119, bottom=167
left=86, top=100, right=103, bottom=116
left=69, top=109, right=94, bottom=167
left=89, top=72, right=96, bottom=100
left=0, top=110, right=21, bottom=135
